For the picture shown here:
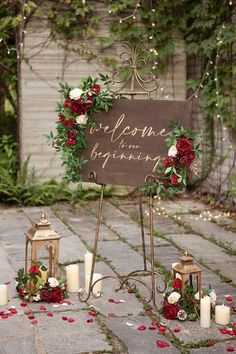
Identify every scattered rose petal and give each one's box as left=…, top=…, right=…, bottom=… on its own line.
left=40, top=306, right=46, bottom=311
left=87, top=318, right=94, bottom=323
left=227, top=346, right=235, bottom=352
left=228, top=330, right=235, bottom=335
left=47, top=312, right=53, bottom=317
left=225, top=295, right=233, bottom=301
left=126, top=322, right=134, bottom=327
left=207, top=341, right=215, bottom=347
left=20, top=302, right=27, bottom=307
left=156, top=340, right=170, bottom=348
left=159, top=325, right=166, bottom=332
left=4, top=281, right=11, bottom=285
left=1, top=314, right=8, bottom=319
left=174, top=327, right=181, bottom=333
left=0, top=311, right=4, bottom=316
left=220, top=328, right=228, bottom=334
left=9, top=308, right=17, bottom=314
left=108, top=298, right=115, bottom=303
left=152, top=320, right=159, bottom=326
left=88, top=310, right=97, bottom=316
left=24, top=310, right=31, bottom=316
left=67, top=317, right=75, bottom=323
left=28, top=315, right=35, bottom=320
left=149, top=325, right=156, bottom=330
left=7, top=313, right=13, bottom=317
left=107, top=313, right=115, bottom=317
left=63, top=301, right=72, bottom=305
left=31, top=320, right=38, bottom=325
left=62, top=316, right=67, bottom=321
left=137, top=325, right=146, bottom=331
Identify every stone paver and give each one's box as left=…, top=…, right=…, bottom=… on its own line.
left=189, top=340, right=236, bottom=353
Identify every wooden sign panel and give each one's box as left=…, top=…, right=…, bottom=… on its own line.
left=80, top=99, right=192, bottom=186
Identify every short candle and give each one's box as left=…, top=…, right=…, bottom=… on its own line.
left=65, top=264, right=80, bottom=292
left=215, top=304, right=230, bottom=325
left=0, top=284, right=8, bottom=306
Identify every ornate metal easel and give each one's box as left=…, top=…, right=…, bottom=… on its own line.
left=78, top=40, right=167, bottom=308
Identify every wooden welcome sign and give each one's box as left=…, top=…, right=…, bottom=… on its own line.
left=80, top=99, right=192, bottom=186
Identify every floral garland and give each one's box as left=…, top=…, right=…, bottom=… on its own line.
left=47, top=74, right=118, bottom=184
left=15, top=263, right=67, bottom=303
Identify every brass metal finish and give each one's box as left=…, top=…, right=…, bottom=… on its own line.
left=25, top=211, right=60, bottom=277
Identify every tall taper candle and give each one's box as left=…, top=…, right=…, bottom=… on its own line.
left=66, top=264, right=80, bottom=292
left=0, top=284, right=8, bottom=306
left=84, top=251, right=93, bottom=275
left=200, top=295, right=211, bottom=328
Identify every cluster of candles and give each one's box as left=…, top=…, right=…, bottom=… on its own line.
left=200, top=296, right=231, bottom=327
left=65, top=251, right=102, bottom=295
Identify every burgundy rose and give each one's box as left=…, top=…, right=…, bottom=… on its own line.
left=91, top=84, right=101, bottom=94
left=40, top=288, right=51, bottom=301
left=170, top=175, right=179, bottom=185
left=59, top=113, right=65, bottom=123
left=176, top=138, right=192, bottom=155
left=173, top=278, right=182, bottom=289
left=163, top=300, right=179, bottom=320
left=29, top=264, right=40, bottom=274
left=163, top=179, right=169, bottom=188
left=63, top=98, right=71, bottom=108
left=48, top=288, right=63, bottom=303
left=162, top=157, right=177, bottom=168
left=71, top=98, right=88, bottom=114
left=180, top=150, right=196, bottom=167
left=69, top=129, right=77, bottom=139
left=66, top=137, right=76, bottom=145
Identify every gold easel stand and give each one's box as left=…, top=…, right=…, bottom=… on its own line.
left=78, top=40, right=167, bottom=307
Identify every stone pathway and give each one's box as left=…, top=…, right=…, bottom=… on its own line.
left=0, top=193, right=236, bottom=353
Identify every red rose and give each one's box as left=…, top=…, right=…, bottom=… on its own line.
left=173, top=278, right=182, bottom=289
left=176, top=138, right=192, bottom=155
left=59, top=113, right=65, bottom=123
left=170, top=175, right=179, bottom=185
left=179, top=150, right=196, bottom=167
left=69, top=129, right=77, bottom=139
left=48, top=288, right=63, bottom=303
left=66, top=137, right=76, bottom=145
left=40, top=288, right=50, bottom=301
left=162, top=157, right=177, bottom=168
left=71, top=98, right=87, bottom=114
left=163, top=300, right=179, bottom=320
left=163, top=179, right=169, bottom=188
left=64, top=98, right=71, bottom=108
left=29, top=264, right=40, bottom=274
left=91, top=84, right=101, bottom=94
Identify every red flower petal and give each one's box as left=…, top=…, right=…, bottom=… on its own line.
left=228, top=330, right=235, bottom=335
left=207, top=341, right=215, bottom=347
left=149, top=325, right=156, bottom=330
left=62, top=316, right=68, bottom=321
left=152, top=320, right=158, bottom=326
left=88, top=310, right=97, bottom=316
left=20, top=302, right=27, bottom=307
left=47, top=312, right=53, bottom=317
left=156, top=340, right=170, bottom=348
left=24, top=310, right=31, bottom=316
left=9, top=308, right=17, bottom=314
left=31, top=320, right=38, bottom=325
left=226, top=295, right=233, bottom=301
left=28, top=315, right=35, bottom=320
left=67, top=317, right=75, bottom=323
left=40, top=306, right=47, bottom=311
left=137, top=325, right=146, bottom=331
left=159, top=325, right=166, bottom=332
left=4, top=281, right=11, bottom=285
left=63, top=300, right=72, bottom=305
left=220, top=328, right=228, bottom=334
left=174, top=327, right=181, bottom=333
left=108, top=298, right=115, bottom=303
left=1, top=314, right=8, bottom=319
left=227, top=346, right=235, bottom=352
left=87, top=318, right=94, bottom=323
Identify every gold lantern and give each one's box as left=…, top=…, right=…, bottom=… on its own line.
left=172, top=251, right=201, bottom=297
left=25, top=211, right=60, bottom=278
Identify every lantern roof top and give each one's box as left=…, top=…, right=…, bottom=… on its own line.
left=24, top=211, right=60, bottom=241
left=173, top=251, right=201, bottom=274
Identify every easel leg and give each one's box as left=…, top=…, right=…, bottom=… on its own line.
left=139, top=190, right=147, bottom=271
left=148, top=193, right=156, bottom=305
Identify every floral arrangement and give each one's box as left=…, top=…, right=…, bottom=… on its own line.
left=162, top=278, right=216, bottom=321
left=47, top=74, right=118, bottom=184
left=15, top=263, right=67, bottom=303
left=142, top=126, right=201, bottom=195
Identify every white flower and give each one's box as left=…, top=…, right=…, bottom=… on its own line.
left=168, top=145, right=177, bottom=157
left=69, top=88, right=83, bottom=100
left=167, top=291, right=181, bottom=304
left=209, top=290, right=217, bottom=305
left=194, top=291, right=200, bottom=300
left=48, top=277, right=59, bottom=288
left=76, top=114, right=88, bottom=125
left=33, top=294, right=41, bottom=302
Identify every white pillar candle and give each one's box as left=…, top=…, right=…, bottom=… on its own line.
left=0, top=284, right=8, bottom=306
left=200, top=295, right=211, bottom=328
left=215, top=304, right=230, bottom=325
left=85, top=273, right=102, bottom=295
left=66, top=264, right=80, bottom=292
left=84, top=251, right=93, bottom=275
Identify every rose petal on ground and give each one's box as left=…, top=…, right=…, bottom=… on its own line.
left=220, top=328, right=228, bottom=334
left=4, top=281, right=11, bottom=285
left=126, top=321, right=134, bottom=327
left=20, top=302, right=27, bottom=307
left=62, top=316, right=67, bottom=321
left=225, top=295, right=233, bottom=301
left=67, top=317, right=75, bottom=323
left=159, top=325, right=167, bottom=332
left=1, top=314, right=8, bottom=319
left=152, top=320, right=159, bottom=326
left=227, top=346, right=235, bottom=352
left=156, top=340, right=170, bottom=348
left=137, top=325, right=146, bottom=331
left=39, top=306, right=46, bottom=311
left=108, top=298, right=115, bottom=303
left=24, top=310, right=31, bottom=316
left=88, top=310, right=97, bottom=316
left=47, top=312, right=53, bottom=317
left=9, top=309, right=17, bottom=314
left=87, top=318, right=94, bottom=323
left=228, top=330, right=235, bottom=335
left=207, top=341, right=215, bottom=347
left=28, top=315, right=35, bottom=320
left=174, top=327, right=181, bottom=333
left=31, top=320, right=38, bottom=325
left=149, top=325, right=156, bottom=330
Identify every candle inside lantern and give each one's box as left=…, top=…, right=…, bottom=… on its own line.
left=0, top=284, right=8, bottom=306
left=215, top=304, right=230, bottom=325
left=85, top=273, right=102, bottom=295
left=66, top=264, right=80, bottom=292
left=200, top=295, right=211, bottom=328
left=40, top=266, right=48, bottom=283
left=84, top=251, right=93, bottom=276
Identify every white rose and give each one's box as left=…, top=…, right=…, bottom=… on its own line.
left=167, top=291, right=181, bottom=304
left=209, top=290, right=217, bottom=305
left=168, top=145, right=177, bottom=157
left=76, top=114, right=88, bottom=125
left=33, top=294, right=41, bottom=302
left=69, top=88, right=83, bottom=100
left=48, top=277, right=59, bottom=288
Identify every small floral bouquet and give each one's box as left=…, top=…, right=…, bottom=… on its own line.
left=143, top=126, right=201, bottom=195
left=162, top=278, right=216, bottom=321
left=15, top=262, right=67, bottom=303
